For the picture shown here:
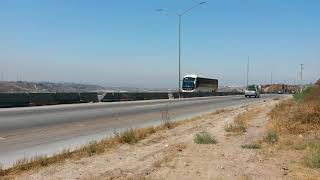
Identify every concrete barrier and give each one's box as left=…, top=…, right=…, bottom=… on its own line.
left=102, top=92, right=170, bottom=102
left=79, top=92, right=98, bottom=103
left=144, top=92, right=169, bottom=100
left=55, top=93, right=80, bottom=104
left=0, top=91, right=245, bottom=108
left=180, top=92, right=214, bottom=98
left=102, top=93, right=121, bottom=102
left=0, top=93, right=30, bottom=108
left=29, top=93, right=57, bottom=106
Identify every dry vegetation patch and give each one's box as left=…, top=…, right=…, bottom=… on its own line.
left=194, top=131, right=217, bottom=144
left=225, top=107, right=261, bottom=134
left=241, top=143, right=262, bottom=149
left=267, top=86, right=320, bottom=171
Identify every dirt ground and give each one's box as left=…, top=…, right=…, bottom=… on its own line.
left=13, top=98, right=320, bottom=180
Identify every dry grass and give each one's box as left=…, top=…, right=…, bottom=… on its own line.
left=304, top=142, right=320, bottom=168
left=264, top=130, right=279, bottom=144
left=0, top=123, right=176, bottom=177
left=0, top=137, right=118, bottom=177
left=269, top=87, right=320, bottom=135
left=224, top=108, right=259, bottom=134
left=194, top=131, right=218, bottom=144
left=241, top=143, right=262, bottom=149
left=267, top=86, right=320, bottom=169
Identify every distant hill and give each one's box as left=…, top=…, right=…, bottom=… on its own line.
left=0, top=81, right=107, bottom=93
left=0, top=81, right=169, bottom=93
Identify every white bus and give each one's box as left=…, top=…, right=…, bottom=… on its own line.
left=182, top=75, right=218, bottom=92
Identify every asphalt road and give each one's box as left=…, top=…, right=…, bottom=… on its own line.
left=0, top=94, right=280, bottom=167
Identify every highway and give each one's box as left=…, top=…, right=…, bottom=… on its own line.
left=0, top=94, right=280, bottom=167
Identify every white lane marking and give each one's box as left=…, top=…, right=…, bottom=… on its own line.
left=75, top=123, right=85, bottom=127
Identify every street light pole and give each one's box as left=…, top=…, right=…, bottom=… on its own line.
left=157, top=1, right=206, bottom=95
left=300, top=64, right=304, bottom=92
left=178, top=14, right=182, bottom=94
left=246, top=56, right=249, bottom=88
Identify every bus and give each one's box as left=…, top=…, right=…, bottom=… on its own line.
left=182, top=75, right=218, bottom=92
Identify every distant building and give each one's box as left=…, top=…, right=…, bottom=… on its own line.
left=316, top=79, right=320, bottom=86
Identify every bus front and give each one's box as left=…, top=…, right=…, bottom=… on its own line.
left=182, top=76, right=196, bottom=92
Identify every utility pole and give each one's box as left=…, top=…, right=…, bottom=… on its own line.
left=271, top=72, right=273, bottom=85
left=246, top=56, right=249, bottom=88
left=300, top=64, right=304, bottom=92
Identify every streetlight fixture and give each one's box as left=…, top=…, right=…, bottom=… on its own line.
left=157, top=1, right=206, bottom=95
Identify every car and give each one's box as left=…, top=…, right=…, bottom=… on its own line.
left=245, top=85, right=260, bottom=98
left=277, top=90, right=283, bottom=94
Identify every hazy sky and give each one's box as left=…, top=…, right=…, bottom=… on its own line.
left=1, top=0, right=319, bottom=88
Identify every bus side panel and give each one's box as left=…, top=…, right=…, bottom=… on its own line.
left=195, top=78, right=218, bottom=92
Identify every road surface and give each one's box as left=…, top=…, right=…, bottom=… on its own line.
left=0, top=94, right=280, bottom=167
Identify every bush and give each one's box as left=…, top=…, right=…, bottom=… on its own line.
left=265, top=130, right=279, bottom=144
left=86, top=141, right=98, bottom=156
left=241, top=143, right=262, bottom=149
left=194, top=132, right=217, bottom=144
left=306, top=142, right=320, bottom=167
left=294, top=86, right=315, bottom=102
left=116, top=128, right=138, bottom=144
left=224, top=123, right=247, bottom=133
left=305, top=152, right=320, bottom=168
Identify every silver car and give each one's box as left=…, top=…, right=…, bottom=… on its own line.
left=245, top=86, right=260, bottom=98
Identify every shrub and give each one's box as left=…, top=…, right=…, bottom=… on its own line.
left=241, top=143, right=262, bottom=149
left=305, top=142, right=320, bottom=168
left=194, top=132, right=217, bottom=144
left=86, top=141, right=98, bottom=156
left=116, top=128, right=138, bottom=144
left=224, top=122, right=247, bottom=133
left=305, top=152, right=320, bottom=168
left=265, top=130, right=279, bottom=144
left=293, top=86, right=315, bottom=102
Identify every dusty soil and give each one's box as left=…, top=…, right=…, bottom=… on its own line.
left=13, top=98, right=320, bottom=180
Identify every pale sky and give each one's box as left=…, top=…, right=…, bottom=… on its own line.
left=1, top=0, right=319, bottom=88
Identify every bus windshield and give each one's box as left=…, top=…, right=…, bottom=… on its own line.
left=182, top=77, right=195, bottom=90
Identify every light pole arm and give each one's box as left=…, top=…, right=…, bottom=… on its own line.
left=180, top=2, right=206, bottom=16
